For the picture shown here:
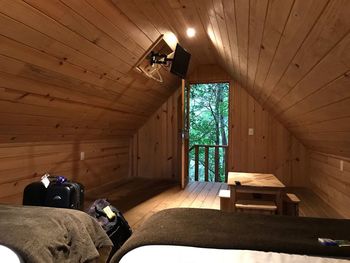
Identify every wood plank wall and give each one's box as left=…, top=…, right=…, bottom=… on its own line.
left=130, top=89, right=181, bottom=180
left=309, top=151, right=350, bottom=218
left=189, top=64, right=231, bottom=83
left=0, top=139, right=129, bottom=204
left=133, top=65, right=307, bottom=186
left=0, top=0, right=181, bottom=205
left=229, top=83, right=308, bottom=186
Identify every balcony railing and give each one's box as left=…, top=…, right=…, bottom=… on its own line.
left=189, top=144, right=228, bottom=182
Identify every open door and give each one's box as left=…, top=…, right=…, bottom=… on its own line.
left=178, top=79, right=190, bottom=189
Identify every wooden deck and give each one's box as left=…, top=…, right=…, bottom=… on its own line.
left=85, top=178, right=344, bottom=230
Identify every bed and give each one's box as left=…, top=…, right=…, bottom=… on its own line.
left=111, top=208, right=350, bottom=263
left=0, top=204, right=113, bottom=263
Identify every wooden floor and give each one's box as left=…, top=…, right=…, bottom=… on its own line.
left=85, top=178, right=344, bottom=230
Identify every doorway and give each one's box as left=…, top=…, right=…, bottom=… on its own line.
left=187, top=82, right=230, bottom=182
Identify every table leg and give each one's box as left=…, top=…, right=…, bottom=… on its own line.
left=230, top=187, right=236, bottom=212
left=276, top=190, right=283, bottom=215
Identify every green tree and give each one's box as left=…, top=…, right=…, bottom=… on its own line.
left=188, top=83, right=229, bottom=182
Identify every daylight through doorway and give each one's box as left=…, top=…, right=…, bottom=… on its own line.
left=188, top=82, right=229, bottom=182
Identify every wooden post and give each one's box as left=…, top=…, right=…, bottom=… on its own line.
left=215, top=147, right=219, bottom=182
left=205, top=146, right=209, bottom=182
left=224, top=147, right=228, bottom=182
left=194, top=145, right=199, bottom=181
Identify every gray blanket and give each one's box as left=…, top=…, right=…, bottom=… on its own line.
left=111, top=208, right=350, bottom=262
left=0, top=204, right=113, bottom=263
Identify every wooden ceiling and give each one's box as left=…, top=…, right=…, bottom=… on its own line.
left=0, top=0, right=179, bottom=142
left=195, top=0, right=350, bottom=157
left=0, top=0, right=349, bottom=157
left=124, top=0, right=350, bottom=157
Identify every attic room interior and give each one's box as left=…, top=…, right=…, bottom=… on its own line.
left=0, top=0, right=350, bottom=262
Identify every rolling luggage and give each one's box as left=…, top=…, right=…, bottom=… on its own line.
left=23, top=176, right=84, bottom=210
left=45, top=181, right=84, bottom=210
left=23, top=182, right=47, bottom=206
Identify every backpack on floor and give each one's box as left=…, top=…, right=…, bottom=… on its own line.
left=87, top=199, right=132, bottom=251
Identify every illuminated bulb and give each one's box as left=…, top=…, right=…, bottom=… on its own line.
left=163, top=32, right=178, bottom=50
left=186, top=28, right=196, bottom=38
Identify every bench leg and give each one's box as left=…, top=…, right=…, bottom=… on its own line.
left=220, top=198, right=231, bottom=212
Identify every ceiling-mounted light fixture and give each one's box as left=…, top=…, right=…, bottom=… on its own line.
left=163, top=32, right=178, bottom=50
left=186, top=27, right=196, bottom=38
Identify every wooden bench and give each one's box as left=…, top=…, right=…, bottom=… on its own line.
left=283, top=193, right=301, bottom=216
left=235, top=199, right=277, bottom=215
left=219, top=189, right=277, bottom=214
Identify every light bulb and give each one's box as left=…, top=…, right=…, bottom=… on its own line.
left=186, top=28, right=196, bottom=38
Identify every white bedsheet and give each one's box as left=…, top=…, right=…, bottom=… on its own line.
left=120, top=245, right=350, bottom=263
left=0, top=245, right=24, bottom=263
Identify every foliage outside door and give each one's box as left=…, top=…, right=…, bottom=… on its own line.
left=188, top=83, right=229, bottom=182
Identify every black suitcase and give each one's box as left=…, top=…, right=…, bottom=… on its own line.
left=23, top=182, right=47, bottom=206
left=45, top=182, right=84, bottom=210
left=23, top=178, right=84, bottom=210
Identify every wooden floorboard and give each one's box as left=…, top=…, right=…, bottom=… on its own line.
left=86, top=178, right=344, bottom=230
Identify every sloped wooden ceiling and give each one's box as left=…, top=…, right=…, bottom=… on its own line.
left=195, top=0, right=350, bottom=158
left=0, top=0, right=181, bottom=142
left=0, top=0, right=349, bottom=158
left=123, top=0, right=349, bottom=157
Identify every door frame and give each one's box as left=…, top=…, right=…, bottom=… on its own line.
left=185, top=80, right=232, bottom=183
left=178, top=79, right=190, bottom=189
